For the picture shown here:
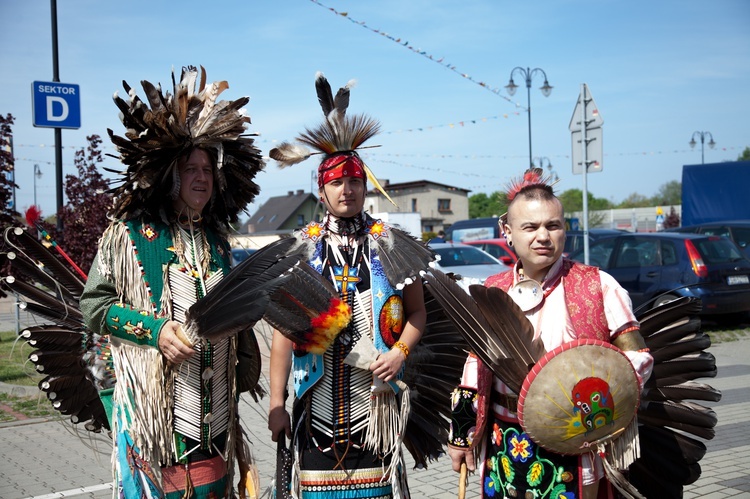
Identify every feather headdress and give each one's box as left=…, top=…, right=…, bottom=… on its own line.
left=269, top=72, right=396, bottom=206
left=106, top=65, right=264, bottom=231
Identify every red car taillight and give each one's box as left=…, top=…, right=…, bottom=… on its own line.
left=685, top=239, right=708, bottom=277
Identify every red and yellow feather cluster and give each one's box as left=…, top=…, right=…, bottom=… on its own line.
left=303, top=298, right=352, bottom=354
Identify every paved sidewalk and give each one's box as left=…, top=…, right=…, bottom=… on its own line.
left=1, top=305, right=748, bottom=497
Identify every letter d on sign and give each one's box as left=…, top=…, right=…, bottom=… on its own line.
left=46, top=96, right=69, bottom=122
left=32, top=81, right=81, bottom=129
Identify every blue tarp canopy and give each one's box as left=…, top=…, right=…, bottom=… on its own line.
left=681, top=161, right=750, bottom=226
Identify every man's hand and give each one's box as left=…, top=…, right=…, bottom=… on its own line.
left=158, top=321, right=195, bottom=364
left=448, top=445, right=476, bottom=473
left=268, top=405, right=292, bottom=442
left=370, top=348, right=406, bottom=382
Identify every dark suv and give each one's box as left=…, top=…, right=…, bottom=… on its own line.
left=569, top=232, right=750, bottom=315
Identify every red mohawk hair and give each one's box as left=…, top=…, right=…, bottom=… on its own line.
left=506, top=167, right=555, bottom=202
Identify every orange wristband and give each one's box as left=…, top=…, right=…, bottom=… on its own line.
left=393, top=341, right=410, bottom=359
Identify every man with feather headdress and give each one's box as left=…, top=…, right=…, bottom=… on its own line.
left=266, top=73, right=436, bottom=499
left=79, top=65, right=265, bottom=498
left=446, top=169, right=654, bottom=499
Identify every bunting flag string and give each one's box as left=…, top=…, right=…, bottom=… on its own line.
left=12, top=144, right=744, bottom=168
left=367, top=158, right=506, bottom=179
left=309, top=0, right=524, bottom=108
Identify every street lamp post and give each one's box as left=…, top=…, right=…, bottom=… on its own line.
left=532, top=156, right=559, bottom=181
left=689, top=131, right=715, bottom=164
left=506, top=67, right=553, bottom=168
left=33, top=164, right=43, bottom=207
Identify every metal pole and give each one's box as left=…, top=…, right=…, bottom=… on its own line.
left=9, top=136, right=16, bottom=215
left=51, top=0, right=64, bottom=232
left=14, top=292, right=21, bottom=336
left=700, top=135, right=705, bottom=164
left=580, top=84, right=590, bottom=265
left=526, top=70, right=533, bottom=169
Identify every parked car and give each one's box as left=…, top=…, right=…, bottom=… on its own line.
left=445, top=217, right=502, bottom=242
left=568, top=232, right=750, bottom=315
left=462, top=238, right=518, bottom=266
left=666, top=220, right=750, bottom=260
left=231, top=247, right=257, bottom=266
left=429, top=242, right=509, bottom=287
left=563, top=228, right=625, bottom=257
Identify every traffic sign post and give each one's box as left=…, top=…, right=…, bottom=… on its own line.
left=571, top=127, right=603, bottom=174
left=569, top=84, right=604, bottom=265
left=32, top=81, right=81, bottom=129
left=569, top=83, right=603, bottom=174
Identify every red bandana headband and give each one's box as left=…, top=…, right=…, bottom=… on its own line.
left=318, top=152, right=366, bottom=188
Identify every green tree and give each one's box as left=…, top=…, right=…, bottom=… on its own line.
left=558, top=189, right=613, bottom=213
left=0, top=114, right=19, bottom=299
left=55, top=135, right=113, bottom=274
left=738, top=147, right=750, bottom=161
left=618, top=192, right=651, bottom=208
left=650, top=180, right=681, bottom=206
left=0, top=114, right=17, bottom=227
left=468, top=191, right=507, bottom=219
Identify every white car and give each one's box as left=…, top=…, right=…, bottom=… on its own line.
left=429, top=242, right=510, bottom=287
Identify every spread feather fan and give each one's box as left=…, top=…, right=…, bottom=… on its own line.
left=181, top=237, right=351, bottom=356
left=423, top=269, right=545, bottom=393
left=627, top=296, right=721, bottom=498
left=1, top=226, right=111, bottom=432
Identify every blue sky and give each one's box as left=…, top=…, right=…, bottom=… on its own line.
left=2, top=0, right=748, bottom=221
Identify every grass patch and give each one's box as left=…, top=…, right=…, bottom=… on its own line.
left=0, top=392, right=57, bottom=422
left=706, top=328, right=750, bottom=344
left=0, top=330, right=57, bottom=422
left=0, top=330, right=43, bottom=386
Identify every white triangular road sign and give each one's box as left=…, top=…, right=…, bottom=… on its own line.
left=569, top=84, right=604, bottom=131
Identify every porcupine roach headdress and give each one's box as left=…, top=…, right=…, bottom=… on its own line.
left=268, top=72, right=396, bottom=206
left=500, top=166, right=557, bottom=226
left=106, top=65, right=264, bottom=232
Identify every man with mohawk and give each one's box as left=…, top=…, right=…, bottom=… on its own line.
left=446, top=168, right=654, bottom=499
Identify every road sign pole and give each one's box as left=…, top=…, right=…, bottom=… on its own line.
left=50, top=0, right=64, bottom=231
left=580, top=84, right=590, bottom=265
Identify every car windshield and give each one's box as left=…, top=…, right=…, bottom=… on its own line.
left=232, top=248, right=256, bottom=264
left=434, top=246, right=498, bottom=266
left=695, top=237, right=745, bottom=263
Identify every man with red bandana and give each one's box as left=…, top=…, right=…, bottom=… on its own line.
left=267, top=74, right=430, bottom=499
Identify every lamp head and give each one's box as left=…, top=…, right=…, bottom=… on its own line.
left=505, top=79, right=518, bottom=96
left=540, top=80, right=553, bottom=97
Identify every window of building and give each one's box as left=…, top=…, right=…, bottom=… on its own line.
left=438, top=198, right=451, bottom=212
left=411, top=198, right=417, bottom=212
left=297, top=214, right=305, bottom=226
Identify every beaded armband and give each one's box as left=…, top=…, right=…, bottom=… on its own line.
left=393, top=341, right=410, bottom=359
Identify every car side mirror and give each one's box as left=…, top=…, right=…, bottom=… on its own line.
left=499, top=256, right=514, bottom=266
